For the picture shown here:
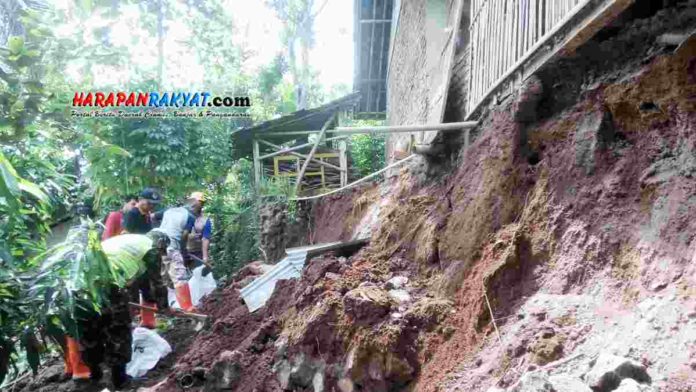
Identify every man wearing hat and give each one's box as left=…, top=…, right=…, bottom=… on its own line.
left=122, top=188, right=162, bottom=234
left=185, top=191, right=213, bottom=269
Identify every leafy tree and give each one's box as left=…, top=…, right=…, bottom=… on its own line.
left=344, top=119, right=387, bottom=178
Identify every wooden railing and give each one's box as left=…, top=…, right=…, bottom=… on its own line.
left=466, top=0, right=590, bottom=115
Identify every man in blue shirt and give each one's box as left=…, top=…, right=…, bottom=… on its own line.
left=185, top=192, right=213, bottom=269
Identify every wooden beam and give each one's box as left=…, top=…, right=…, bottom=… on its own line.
left=257, top=139, right=344, bottom=172
left=338, top=140, right=347, bottom=187
left=252, top=138, right=261, bottom=188
left=294, top=113, right=337, bottom=194
left=258, top=135, right=349, bottom=160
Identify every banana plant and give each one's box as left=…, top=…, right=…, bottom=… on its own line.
left=0, top=150, right=49, bottom=385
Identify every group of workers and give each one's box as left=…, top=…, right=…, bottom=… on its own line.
left=63, top=188, right=213, bottom=389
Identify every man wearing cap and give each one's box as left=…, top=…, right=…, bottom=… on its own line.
left=123, top=188, right=162, bottom=234
left=185, top=192, right=213, bottom=269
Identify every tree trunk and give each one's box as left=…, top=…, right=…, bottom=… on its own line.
left=157, top=0, right=164, bottom=88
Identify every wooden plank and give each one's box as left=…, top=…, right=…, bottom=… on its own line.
left=294, top=112, right=338, bottom=194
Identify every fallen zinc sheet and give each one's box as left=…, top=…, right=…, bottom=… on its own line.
left=240, top=239, right=368, bottom=312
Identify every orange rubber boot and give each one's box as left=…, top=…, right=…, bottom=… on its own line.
left=66, top=337, right=91, bottom=380
left=140, top=300, right=158, bottom=329
left=175, top=283, right=194, bottom=312
left=63, top=346, right=72, bottom=376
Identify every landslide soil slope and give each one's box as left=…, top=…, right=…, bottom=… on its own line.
left=18, top=6, right=694, bottom=392
left=146, top=8, right=694, bottom=391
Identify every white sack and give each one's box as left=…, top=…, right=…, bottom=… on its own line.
left=188, top=265, right=216, bottom=306
left=126, top=327, right=172, bottom=378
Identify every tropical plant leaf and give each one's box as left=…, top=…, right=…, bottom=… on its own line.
left=0, top=152, right=20, bottom=202
left=18, top=179, right=49, bottom=204
left=0, top=338, right=13, bottom=385
left=20, top=328, right=40, bottom=375
left=7, top=37, right=24, bottom=55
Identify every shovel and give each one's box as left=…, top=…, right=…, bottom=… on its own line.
left=188, top=254, right=212, bottom=276
left=128, top=302, right=208, bottom=321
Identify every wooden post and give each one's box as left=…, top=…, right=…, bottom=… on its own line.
left=294, top=112, right=337, bottom=195
left=338, top=140, right=347, bottom=187
left=252, top=138, right=261, bottom=189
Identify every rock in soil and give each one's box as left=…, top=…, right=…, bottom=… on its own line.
left=584, top=353, right=651, bottom=392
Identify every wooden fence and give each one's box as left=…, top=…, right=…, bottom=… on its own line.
left=466, top=0, right=590, bottom=115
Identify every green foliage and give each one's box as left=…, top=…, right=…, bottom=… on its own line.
left=344, top=119, right=387, bottom=178
left=207, top=159, right=260, bottom=278
left=0, top=0, right=357, bottom=384
left=28, top=222, right=114, bottom=336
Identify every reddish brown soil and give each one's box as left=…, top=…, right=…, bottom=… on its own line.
left=146, top=24, right=695, bottom=392
left=413, top=31, right=696, bottom=392
left=310, top=184, right=378, bottom=243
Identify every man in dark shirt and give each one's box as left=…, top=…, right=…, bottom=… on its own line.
left=122, top=188, right=162, bottom=234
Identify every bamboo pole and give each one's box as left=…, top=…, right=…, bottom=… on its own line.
left=294, top=113, right=337, bottom=194
left=335, top=121, right=478, bottom=133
